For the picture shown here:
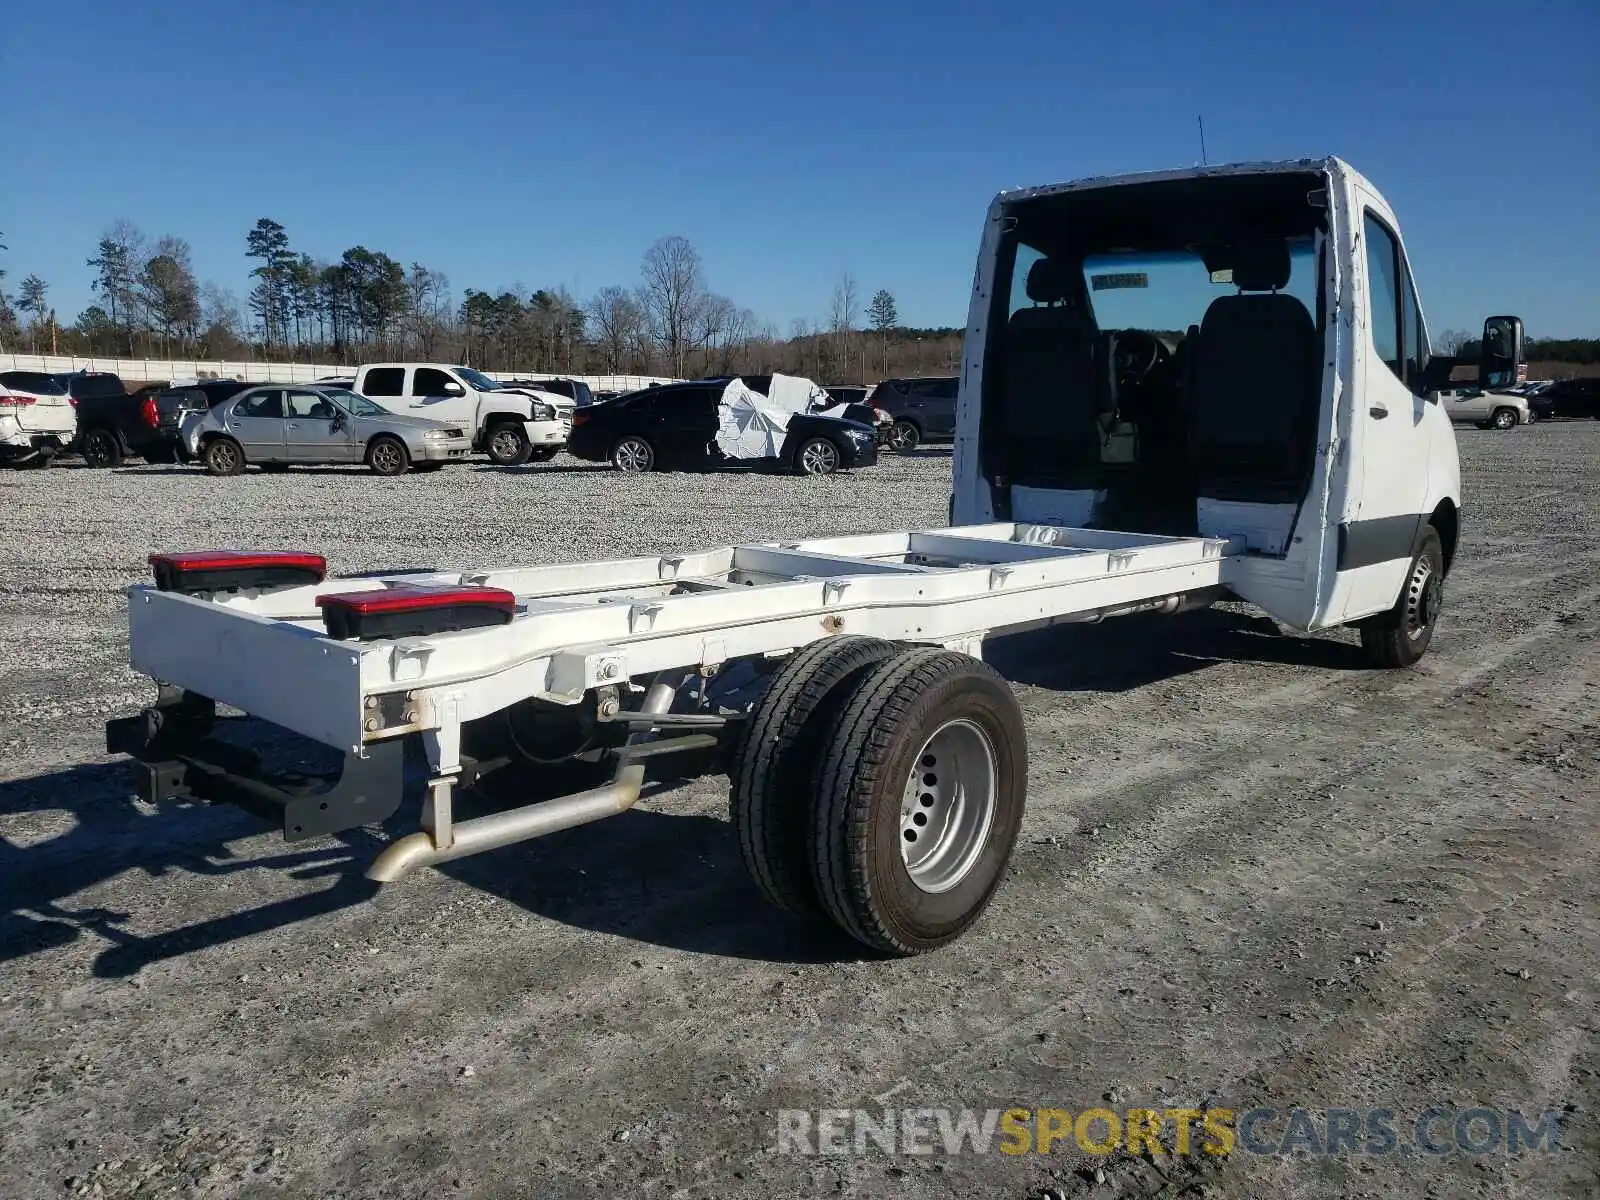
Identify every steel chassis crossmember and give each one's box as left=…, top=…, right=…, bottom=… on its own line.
left=112, top=522, right=1239, bottom=880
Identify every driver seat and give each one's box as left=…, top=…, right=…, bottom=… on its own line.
left=1002, top=258, right=1100, bottom=471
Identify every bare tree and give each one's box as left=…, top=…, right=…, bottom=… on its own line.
left=586, top=286, right=647, bottom=373
left=1435, top=328, right=1471, bottom=357
left=639, top=235, right=706, bottom=377
left=829, top=273, right=861, bottom=381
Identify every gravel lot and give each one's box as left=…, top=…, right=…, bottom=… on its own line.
left=2, top=431, right=1597, bottom=1200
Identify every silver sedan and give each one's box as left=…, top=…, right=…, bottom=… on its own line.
left=182, top=385, right=473, bottom=476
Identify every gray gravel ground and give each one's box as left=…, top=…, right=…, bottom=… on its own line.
left=1, top=431, right=1597, bottom=1200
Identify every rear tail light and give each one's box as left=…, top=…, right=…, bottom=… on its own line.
left=150, top=550, right=328, bottom=595
left=316, top=583, right=517, bottom=641
left=140, top=395, right=160, bottom=428
left=0, top=392, right=37, bottom=409
left=570, top=411, right=590, bottom=427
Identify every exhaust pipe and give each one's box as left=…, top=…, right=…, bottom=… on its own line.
left=366, top=675, right=679, bottom=883
left=1060, top=586, right=1226, bottom=626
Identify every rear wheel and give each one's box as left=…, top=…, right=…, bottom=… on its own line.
left=485, top=422, right=532, bottom=466
left=81, top=428, right=123, bottom=469
left=367, top=436, right=409, bottom=476
left=810, top=648, right=1028, bottom=955
left=611, top=435, right=655, bottom=472
left=729, top=636, right=902, bottom=917
left=794, top=436, right=840, bottom=476
left=888, top=420, right=920, bottom=452
left=1359, top=527, right=1444, bottom=668
left=203, top=437, right=245, bottom=477
left=1491, top=406, right=1518, bottom=430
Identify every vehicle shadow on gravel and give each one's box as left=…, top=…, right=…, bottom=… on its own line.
left=0, top=758, right=394, bottom=976
left=985, top=605, right=1369, bottom=690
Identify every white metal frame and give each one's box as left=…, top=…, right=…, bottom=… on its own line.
left=128, top=522, right=1237, bottom=754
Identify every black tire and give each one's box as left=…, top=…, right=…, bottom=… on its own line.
left=810, top=648, right=1028, bottom=955
left=793, top=436, right=841, bottom=476
left=367, top=436, right=410, bottom=477
left=485, top=421, right=532, bottom=466
left=729, top=636, right=902, bottom=917
left=81, top=428, right=123, bottom=469
left=203, top=437, right=245, bottom=477
left=1358, top=527, right=1445, bottom=668
left=1491, top=407, right=1518, bottom=430
left=888, top=420, right=921, bottom=452
left=611, top=435, right=655, bottom=472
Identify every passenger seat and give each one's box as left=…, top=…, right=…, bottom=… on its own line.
left=1001, top=258, right=1100, bottom=465
left=1187, top=243, right=1320, bottom=502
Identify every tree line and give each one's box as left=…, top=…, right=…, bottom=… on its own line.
left=0, top=221, right=964, bottom=382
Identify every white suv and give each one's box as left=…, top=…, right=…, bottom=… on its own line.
left=0, top=371, right=78, bottom=467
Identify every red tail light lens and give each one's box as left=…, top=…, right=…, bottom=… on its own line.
left=140, top=395, right=160, bottom=428
left=150, top=550, right=328, bottom=594
left=316, top=584, right=517, bottom=641
left=570, top=411, right=590, bottom=427
left=0, top=392, right=37, bottom=408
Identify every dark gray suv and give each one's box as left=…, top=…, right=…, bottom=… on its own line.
left=867, top=376, right=959, bottom=450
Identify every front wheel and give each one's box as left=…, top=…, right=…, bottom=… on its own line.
left=809, top=648, right=1028, bottom=955
left=1359, top=527, right=1444, bottom=668
left=1491, top=407, right=1519, bottom=430
left=794, top=436, right=840, bottom=476
left=203, top=437, right=245, bottom=477
left=887, top=420, right=920, bottom=452
left=81, top=428, right=123, bottom=469
left=367, top=436, right=410, bottom=476
left=611, top=435, right=655, bottom=472
left=485, top=422, right=532, bottom=466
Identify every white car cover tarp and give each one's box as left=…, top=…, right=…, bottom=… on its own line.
left=713, top=374, right=827, bottom=460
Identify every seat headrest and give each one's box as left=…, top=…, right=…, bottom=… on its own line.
left=1025, top=257, right=1075, bottom=304
left=1231, top=242, right=1292, bottom=291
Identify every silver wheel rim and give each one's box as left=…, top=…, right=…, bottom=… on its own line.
left=615, top=438, right=650, bottom=471
left=373, top=442, right=403, bottom=473
left=491, top=428, right=522, bottom=460
left=1495, top=410, right=1514, bottom=429
left=890, top=423, right=917, bottom=450
left=1404, top=556, right=1441, bottom=641
left=211, top=443, right=238, bottom=471
left=899, top=718, right=997, bottom=893
left=801, top=440, right=837, bottom=474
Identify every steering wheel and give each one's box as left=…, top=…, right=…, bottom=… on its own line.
left=1111, top=330, right=1166, bottom=385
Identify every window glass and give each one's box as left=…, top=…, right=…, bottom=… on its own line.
left=412, top=367, right=456, bottom=396
left=1401, top=264, right=1427, bottom=393
left=1, top=371, right=68, bottom=395
left=1363, top=214, right=1403, bottom=381
left=286, top=390, right=337, bottom=418
left=236, top=390, right=283, bottom=418
left=362, top=367, right=404, bottom=397
left=1079, top=243, right=1318, bottom=333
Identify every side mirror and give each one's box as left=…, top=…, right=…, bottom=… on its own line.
left=442, top=381, right=466, bottom=397
left=1479, top=315, right=1523, bottom=391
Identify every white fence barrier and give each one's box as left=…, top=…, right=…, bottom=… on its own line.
left=0, top=353, right=676, bottom=394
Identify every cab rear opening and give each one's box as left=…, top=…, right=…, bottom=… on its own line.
left=980, top=169, right=1328, bottom=555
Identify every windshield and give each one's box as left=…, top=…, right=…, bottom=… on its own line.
left=324, top=389, right=391, bottom=417
left=456, top=367, right=501, bottom=391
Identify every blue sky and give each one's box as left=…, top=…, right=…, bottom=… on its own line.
left=4, top=0, right=1597, bottom=338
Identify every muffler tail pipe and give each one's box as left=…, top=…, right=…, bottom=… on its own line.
left=366, top=674, right=681, bottom=883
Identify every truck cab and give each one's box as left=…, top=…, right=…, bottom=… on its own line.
left=353, top=363, right=569, bottom=465
left=953, top=156, right=1519, bottom=661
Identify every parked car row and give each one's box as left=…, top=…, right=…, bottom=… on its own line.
left=1, top=365, right=966, bottom=476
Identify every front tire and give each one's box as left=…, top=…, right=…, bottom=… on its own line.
left=203, top=437, right=245, bottom=477
left=809, top=648, right=1028, bottom=955
left=485, top=422, right=532, bottom=466
left=888, top=420, right=920, bottom=452
left=81, top=428, right=123, bottom=469
left=1491, top=407, right=1519, bottom=430
left=611, top=435, right=655, bottom=472
left=367, top=435, right=410, bottom=476
left=1359, top=527, right=1444, bottom=668
left=729, top=636, right=902, bottom=918
left=794, top=436, right=841, bottom=476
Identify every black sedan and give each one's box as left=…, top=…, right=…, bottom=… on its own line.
left=566, top=380, right=878, bottom=475
left=1528, top=378, right=1600, bottom=421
